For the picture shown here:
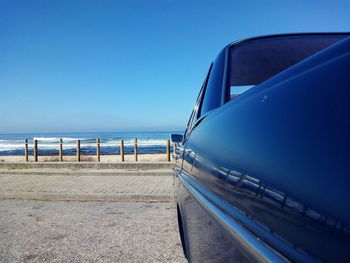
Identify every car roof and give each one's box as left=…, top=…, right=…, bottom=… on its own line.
left=226, top=32, right=350, bottom=49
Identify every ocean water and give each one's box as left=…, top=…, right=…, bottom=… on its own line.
left=0, top=131, right=183, bottom=156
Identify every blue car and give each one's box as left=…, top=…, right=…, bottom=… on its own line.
left=171, top=33, right=350, bottom=263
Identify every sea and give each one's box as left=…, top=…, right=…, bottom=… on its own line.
left=0, top=131, right=183, bottom=156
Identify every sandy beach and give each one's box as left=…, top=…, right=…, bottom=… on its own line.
left=0, top=153, right=173, bottom=163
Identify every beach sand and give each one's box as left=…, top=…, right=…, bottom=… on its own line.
left=0, top=153, right=173, bottom=163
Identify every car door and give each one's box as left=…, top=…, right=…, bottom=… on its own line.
left=177, top=48, right=254, bottom=263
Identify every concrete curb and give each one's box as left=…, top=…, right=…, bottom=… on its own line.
left=0, top=192, right=174, bottom=203
left=0, top=170, right=173, bottom=176
left=0, top=162, right=174, bottom=170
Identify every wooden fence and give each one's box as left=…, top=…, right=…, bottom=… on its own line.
left=24, top=139, right=173, bottom=162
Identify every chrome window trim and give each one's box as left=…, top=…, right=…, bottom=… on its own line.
left=221, top=46, right=230, bottom=105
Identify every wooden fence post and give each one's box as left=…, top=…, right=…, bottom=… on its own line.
left=96, top=138, right=100, bottom=162
left=134, top=138, right=138, bottom=162
left=59, top=138, right=63, bottom=162
left=166, top=139, right=171, bottom=162
left=77, top=140, right=80, bottom=162
left=24, top=139, right=28, bottom=162
left=34, top=139, right=38, bottom=162
left=120, top=140, right=124, bottom=162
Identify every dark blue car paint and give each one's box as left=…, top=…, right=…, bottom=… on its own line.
left=175, top=35, right=350, bottom=263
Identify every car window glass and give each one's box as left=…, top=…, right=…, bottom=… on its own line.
left=185, top=65, right=212, bottom=138
left=229, top=35, right=347, bottom=99
left=230, top=85, right=254, bottom=100
left=199, top=49, right=225, bottom=117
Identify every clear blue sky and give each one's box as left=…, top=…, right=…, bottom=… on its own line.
left=1, top=0, right=349, bottom=133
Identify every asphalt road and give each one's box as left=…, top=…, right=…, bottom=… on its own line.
left=0, top=200, right=186, bottom=263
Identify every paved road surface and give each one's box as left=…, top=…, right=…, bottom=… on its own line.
left=0, top=200, right=186, bottom=263
left=0, top=174, right=174, bottom=202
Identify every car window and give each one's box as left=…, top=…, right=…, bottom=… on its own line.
left=198, top=49, right=225, bottom=117
left=230, top=85, right=254, bottom=100
left=228, top=35, right=348, bottom=99
left=184, top=65, right=212, bottom=139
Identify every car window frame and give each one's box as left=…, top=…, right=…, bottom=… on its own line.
left=184, top=64, right=213, bottom=140
left=198, top=48, right=227, bottom=118
left=222, top=32, right=350, bottom=103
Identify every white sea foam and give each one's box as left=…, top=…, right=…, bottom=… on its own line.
left=61, top=137, right=88, bottom=142
left=33, top=137, right=88, bottom=142
left=137, top=140, right=168, bottom=146
left=0, top=144, right=26, bottom=151
left=33, top=137, right=60, bottom=142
